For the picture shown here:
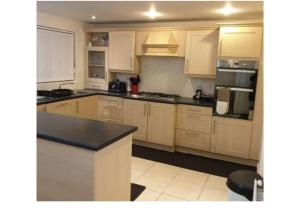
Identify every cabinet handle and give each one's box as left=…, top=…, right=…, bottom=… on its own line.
left=148, top=104, right=151, bottom=117
left=185, top=131, right=199, bottom=136
left=212, top=119, right=216, bottom=133
left=144, top=104, right=146, bottom=116
left=185, top=59, right=189, bottom=72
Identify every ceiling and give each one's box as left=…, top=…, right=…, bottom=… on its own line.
left=37, top=1, right=263, bottom=24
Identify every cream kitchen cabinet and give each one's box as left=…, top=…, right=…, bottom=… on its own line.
left=184, top=30, right=219, bottom=78
left=108, top=31, right=138, bottom=73
left=210, top=116, right=253, bottom=159
left=98, top=95, right=123, bottom=124
left=77, top=96, right=98, bottom=120
left=147, top=102, right=176, bottom=147
left=176, top=104, right=213, bottom=152
left=123, top=99, right=148, bottom=142
left=123, top=99, right=176, bottom=147
left=37, top=104, right=46, bottom=112
left=218, top=26, right=263, bottom=58
left=46, top=100, right=77, bottom=117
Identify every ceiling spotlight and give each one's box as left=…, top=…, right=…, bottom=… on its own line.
left=217, top=4, right=239, bottom=16
left=143, top=7, right=162, bottom=19
left=91, top=15, right=96, bottom=20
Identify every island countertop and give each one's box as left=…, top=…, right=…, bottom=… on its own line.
left=37, top=112, right=137, bottom=151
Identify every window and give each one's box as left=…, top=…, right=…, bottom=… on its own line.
left=37, top=26, right=74, bottom=82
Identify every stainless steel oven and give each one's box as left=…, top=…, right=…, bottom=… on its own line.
left=214, top=59, right=258, bottom=120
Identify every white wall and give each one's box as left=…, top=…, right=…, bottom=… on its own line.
left=37, top=12, right=85, bottom=90
left=116, top=56, right=215, bottom=97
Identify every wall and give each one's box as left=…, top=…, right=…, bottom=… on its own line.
left=37, top=12, right=85, bottom=90
left=116, top=56, right=215, bottom=97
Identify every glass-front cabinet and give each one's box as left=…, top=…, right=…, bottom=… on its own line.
left=85, top=47, right=109, bottom=89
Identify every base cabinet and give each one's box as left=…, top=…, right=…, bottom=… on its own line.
left=123, top=99, right=176, bottom=147
left=77, top=96, right=98, bottom=120
left=147, top=102, right=176, bottom=147
left=210, top=116, right=253, bottom=159
left=46, top=100, right=77, bottom=117
left=123, top=99, right=148, bottom=142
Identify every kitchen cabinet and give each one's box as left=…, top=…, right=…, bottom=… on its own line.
left=123, top=99, right=176, bottom=147
left=218, top=26, right=263, bottom=58
left=98, top=95, right=123, bottom=124
left=46, top=100, right=77, bottom=117
left=77, top=96, right=98, bottom=120
left=108, top=31, right=138, bottom=73
left=175, top=104, right=212, bottom=152
left=184, top=30, right=219, bottom=78
left=147, top=102, right=176, bottom=147
left=37, top=104, right=46, bottom=112
left=85, top=47, right=109, bottom=90
left=210, top=116, right=253, bottom=159
left=123, top=99, right=148, bottom=142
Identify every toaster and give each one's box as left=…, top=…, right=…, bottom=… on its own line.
left=108, top=80, right=126, bottom=93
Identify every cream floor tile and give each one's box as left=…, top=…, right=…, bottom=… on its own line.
left=135, top=172, right=173, bottom=192
left=198, top=187, right=228, bottom=201
left=135, top=189, right=161, bottom=201
left=131, top=156, right=155, bottom=172
left=157, top=194, right=185, bottom=201
left=175, top=168, right=209, bottom=186
left=131, top=168, right=145, bottom=183
left=205, top=175, right=228, bottom=191
left=146, top=162, right=181, bottom=178
left=163, top=178, right=205, bottom=201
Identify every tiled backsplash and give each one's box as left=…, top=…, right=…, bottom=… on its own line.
left=116, top=56, right=215, bottom=97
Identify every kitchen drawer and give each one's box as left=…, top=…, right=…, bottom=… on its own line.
left=100, top=95, right=123, bottom=104
left=176, top=129, right=210, bottom=151
left=101, top=117, right=122, bottom=124
left=176, top=112, right=212, bottom=133
left=103, top=105, right=123, bottom=120
left=177, top=104, right=212, bottom=116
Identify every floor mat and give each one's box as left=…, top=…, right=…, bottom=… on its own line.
left=131, top=183, right=146, bottom=201
left=132, top=145, right=256, bottom=178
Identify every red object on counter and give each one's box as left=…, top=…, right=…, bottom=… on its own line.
left=131, top=84, right=138, bottom=94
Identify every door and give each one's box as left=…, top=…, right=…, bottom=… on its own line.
left=77, top=96, right=98, bottom=120
left=123, top=99, right=148, bottom=141
left=109, top=31, right=135, bottom=72
left=219, top=26, right=263, bottom=58
left=185, top=30, right=218, bottom=77
left=210, top=116, right=253, bottom=159
left=46, top=100, right=77, bottom=117
left=85, top=47, right=108, bottom=89
left=147, top=102, right=176, bottom=147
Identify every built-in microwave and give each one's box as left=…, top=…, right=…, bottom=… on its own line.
left=214, top=59, right=258, bottom=120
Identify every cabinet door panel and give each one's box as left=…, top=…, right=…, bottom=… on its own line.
left=219, top=27, right=262, bottom=58
left=185, top=30, right=218, bottom=77
left=77, top=96, right=98, bottom=120
left=123, top=99, right=148, bottom=141
left=211, top=117, right=252, bottom=159
left=109, top=31, right=135, bottom=71
left=46, top=100, right=77, bottom=117
left=147, top=103, right=176, bottom=147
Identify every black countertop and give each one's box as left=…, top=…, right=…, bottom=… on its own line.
left=37, top=89, right=215, bottom=108
left=37, top=112, right=137, bottom=151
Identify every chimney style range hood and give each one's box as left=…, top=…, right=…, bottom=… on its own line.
left=136, top=31, right=186, bottom=57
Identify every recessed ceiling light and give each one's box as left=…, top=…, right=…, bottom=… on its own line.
left=217, top=4, right=239, bottom=16
left=91, top=15, right=96, bottom=20
left=143, top=7, right=162, bottom=19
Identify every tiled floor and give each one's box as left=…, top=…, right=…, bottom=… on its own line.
left=132, top=156, right=229, bottom=201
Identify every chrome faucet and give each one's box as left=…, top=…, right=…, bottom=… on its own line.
left=58, top=82, right=74, bottom=89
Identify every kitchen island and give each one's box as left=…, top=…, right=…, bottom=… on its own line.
left=37, top=112, right=137, bottom=201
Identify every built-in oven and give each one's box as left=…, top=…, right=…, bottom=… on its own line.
left=214, top=59, right=258, bottom=120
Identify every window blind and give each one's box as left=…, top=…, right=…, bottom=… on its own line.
left=37, top=27, right=74, bottom=82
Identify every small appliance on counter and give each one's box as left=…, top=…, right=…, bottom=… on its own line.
left=108, top=79, right=126, bottom=93
left=129, top=75, right=140, bottom=94
left=214, top=59, right=258, bottom=120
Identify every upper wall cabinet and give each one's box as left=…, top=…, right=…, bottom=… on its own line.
left=184, top=30, right=219, bottom=78
left=136, top=31, right=186, bottom=57
left=218, top=26, right=263, bottom=58
left=109, top=31, right=138, bottom=73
